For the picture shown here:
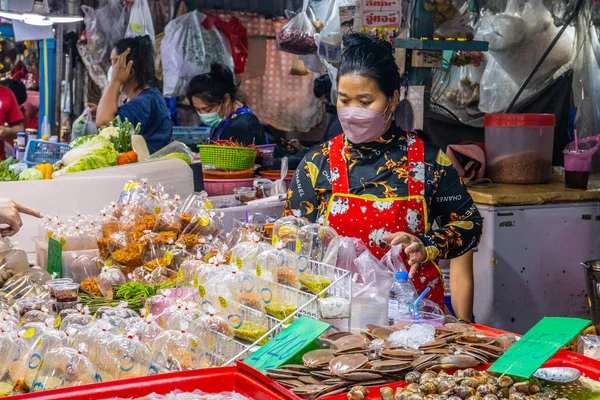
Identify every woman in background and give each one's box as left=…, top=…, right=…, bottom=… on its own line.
left=94, top=35, right=172, bottom=154
left=187, top=63, right=267, bottom=146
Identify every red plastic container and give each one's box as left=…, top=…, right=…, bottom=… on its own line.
left=10, top=366, right=293, bottom=400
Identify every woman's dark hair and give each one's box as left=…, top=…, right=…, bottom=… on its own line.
left=114, top=35, right=155, bottom=89
left=338, top=33, right=400, bottom=98
left=313, top=75, right=332, bottom=103
left=1, top=79, right=27, bottom=105
left=186, top=63, right=240, bottom=106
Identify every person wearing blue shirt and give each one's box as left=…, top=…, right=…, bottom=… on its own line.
left=94, top=35, right=172, bottom=154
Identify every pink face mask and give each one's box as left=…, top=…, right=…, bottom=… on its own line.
left=338, top=104, right=391, bottom=144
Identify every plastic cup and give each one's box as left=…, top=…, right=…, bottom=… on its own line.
left=15, top=297, right=45, bottom=317
left=46, top=278, right=73, bottom=298
left=563, top=135, right=600, bottom=190
left=53, top=283, right=80, bottom=302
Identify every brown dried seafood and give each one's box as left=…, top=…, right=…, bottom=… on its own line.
left=269, top=323, right=516, bottom=399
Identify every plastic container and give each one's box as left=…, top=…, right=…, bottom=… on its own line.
left=257, top=144, right=276, bottom=168
left=484, top=113, right=556, bottom=184
left=563, top=134, right=600, bottom=190
left=45, top=279, right=73, bottom=299
left=53, top=283, right=80, bottom=302
left=233, top=187, right=257, bottom=203
left=203, top=178, right=256, bottom=197
left=24, top=140, right=70, bottom=167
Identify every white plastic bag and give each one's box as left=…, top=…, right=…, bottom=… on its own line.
left=161, top=11, right=233, bottom=97
left=71, top=107, right=98, bottom=141
left=317, top=0, right=342, bottom=63
left=125, top=0, right=156, bottom=47
left=82, top=0, right=128, bottom=63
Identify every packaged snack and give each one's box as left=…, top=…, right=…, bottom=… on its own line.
left=164, top=304, right=202, bottom=332
left=272, top=215, right=309, bottom=252
left=259, top=281, right=298, bottom=321
left=71, top=321, right=119, bottom=365
left=53, top=283, right=80, bottom=302
left=108, top=232, right=143, bottom=272
left=176, top=259, right=204, bottom=288
left=97, top=267, right=127, bottom=298
left=125, top=316, right=165, bottom=349
left=230, top=233, right=273, bottom=273
left=277, top=0, right=318, bottom=55
left=24, top=330, right=70, bottom=388
left=139, top=231, right=173, bottom=271
left=70, top=254, right=102, bottom=284
left=0, top=333, right=21, bottom=395
left=96, top=335, right=151, bottom=381
left=150, top=330, right=204, bottom=372
left=189, top=308, right=234, bottom=339
left=258, top=242, right=298, bottom=288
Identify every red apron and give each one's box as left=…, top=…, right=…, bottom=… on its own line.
left=325, top=133, right=444, bottom=309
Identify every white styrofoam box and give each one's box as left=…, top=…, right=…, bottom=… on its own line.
left=473, top=202, right=600, bottom=334
left=34, top=237, right=98, bottom=279
left=210, top=195, right=285, bottom=232
left=4, top=159, right=194, bottom=254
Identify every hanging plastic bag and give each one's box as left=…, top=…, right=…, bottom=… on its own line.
left=82, top=0, right=128, bottom=64
left=125, top=0, right=156, bottom=47
left=317, top=0, right=342, bottom=63
left=205, top=14, right=249, bottom=74
left=71, top=107, right=98, bottom=142
left=277, top=0, right=318, bottom=55
left=161, top=11, right=233, bottom=97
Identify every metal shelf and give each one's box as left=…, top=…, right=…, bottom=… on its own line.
left=395, top=38, right=489, bottom=52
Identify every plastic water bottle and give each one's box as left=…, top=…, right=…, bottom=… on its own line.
left=388, top=271, right=418, bottom=325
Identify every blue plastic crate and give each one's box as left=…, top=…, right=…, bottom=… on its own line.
left=172, top=126, right=211, bottom=147
left=24, top=139, right=70, bottom=167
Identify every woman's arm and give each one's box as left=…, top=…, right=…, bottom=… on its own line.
left=418, top=149, right=483, bottom=261
left=284, top=154, right=320, bottom=223
left=96, top=80, right=121, bottom=127
left=450, top=251, right=474, bottom=321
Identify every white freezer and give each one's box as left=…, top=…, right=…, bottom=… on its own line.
left=2, top=159, right=194, bottom=253
left=473, top=201, right=600, bottom=334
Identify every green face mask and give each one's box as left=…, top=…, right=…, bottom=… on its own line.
left=198, top=104, right=224, bottom=128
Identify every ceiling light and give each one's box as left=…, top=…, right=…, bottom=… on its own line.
left=0, top=11, right=83, bottom=25
left=23, top=16, right=53, bottom=26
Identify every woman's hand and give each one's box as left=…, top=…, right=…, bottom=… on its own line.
left=383, top=232, right=426, bottom=278
left=0, top=199, right=42, bottom=237
left=85, top=102, right=97, bottom=117
left=110, top=48, right=133, bottom=85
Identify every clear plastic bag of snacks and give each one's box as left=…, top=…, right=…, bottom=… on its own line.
left=195, top=264, right=230, bottom=314
left=153, top=211, right=182, bottom=245
left=96, top=335, right=151, bottom=382
left=189, top=307, right=234, bottom=339
left=70, top=254, right=102, bottom=284
left=236, top=271, right=263, bottom=312
left=259, top=279, right=298, bottom=321
left=0, top=332, right=20, bottom=395
left=71, top=321, right=118, bottom=366
left=53, top=223, right=96, bottom=252
left=108, top=231, right=144, bottom=273
left=4, top=334, right=29, bottom=393
left=277, top=0, right=318, bottom=55
left=149, top=329, right=205, bottom=373
left=59, top=311, right=95, bottom=331
left=171, top=243, right=191, bottom=267
left=125, top=315, right=165, bottom=349
left=15, top=297, right=46, bottom=317
left=24, top=329, right=70, bottom=388
left=21, top=309, right=55, bottom=326
left=97, top=266, right=127, bottom=298
left=176, top=259, right=204, bottom=288
left=145, top=293, right=176, bottom=316
left=98, top=306, right=141, bottom=331
left=31, top=347, right=98, bottom=391
left=148, top=266, right=177, bottom=286
left=164, top=303, right=202, bottom=332
left=230, top=233, right=273, bottom=272
left=140, top=234, right=174, bottom=272
left=272, top=216, right=310, bottom=252
left=296, top=223, right=339, bottom=265
left=258, top=242, right=298, bottom=288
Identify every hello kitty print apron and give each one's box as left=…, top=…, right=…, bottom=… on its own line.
left=325, top=133, right=444, bottom=309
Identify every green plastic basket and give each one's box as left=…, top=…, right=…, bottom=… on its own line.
left=198, top=144, right=258, bottom=171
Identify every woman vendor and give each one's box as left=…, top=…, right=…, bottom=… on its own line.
left=187, top=63, right=267, bottom=146
left=94, top=35, right=172, bottom=154
left=285, top=33, right=482, bottom=310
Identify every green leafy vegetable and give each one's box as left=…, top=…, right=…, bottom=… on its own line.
left=59, top=154, right=110, bottom=174
left=71, top=135, right=95, bottom=148
left=0, top=162, right=17, bottom=181
left=162, top=152, right=192, bottom=164
left=62, top=135, right=118, bottom=167
left=18, top=168, right=43, bottom=180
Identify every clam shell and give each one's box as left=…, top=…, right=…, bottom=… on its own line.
left=329, top=354, right=369, bottom=375
left=333, top=334, right=369, bottom=352
left=371, top=359, right=413, bottom=372
left=455, top=334, right=496, bottom=345
left=302, top=349, right=335, bottom=368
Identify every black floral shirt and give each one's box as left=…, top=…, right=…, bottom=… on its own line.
left=284, top=127, right=483, bottom=260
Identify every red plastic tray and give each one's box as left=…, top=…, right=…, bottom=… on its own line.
left=10, top=366, right=293, bottom=400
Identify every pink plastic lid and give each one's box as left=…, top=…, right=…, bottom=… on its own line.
left=484, top=113, right=556, bottom=128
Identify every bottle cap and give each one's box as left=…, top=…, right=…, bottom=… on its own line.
left=395, top=271, right=409, bottom=280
